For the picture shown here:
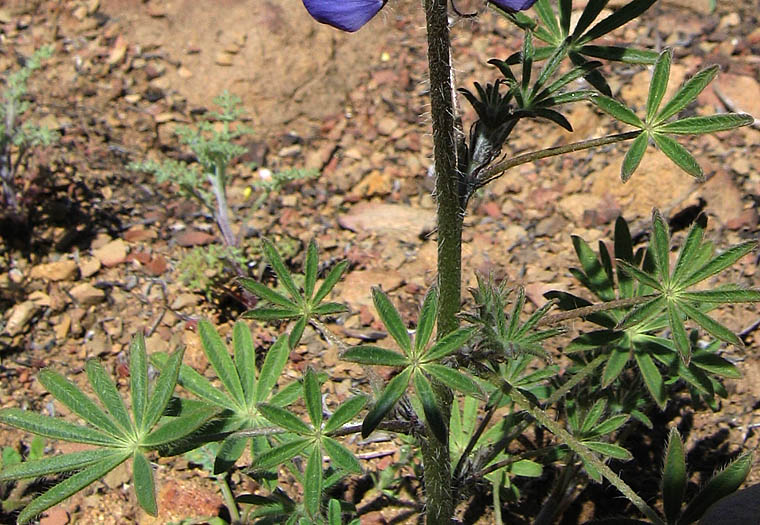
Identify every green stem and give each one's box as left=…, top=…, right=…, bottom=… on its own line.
left=424, top=0, right=461, bottom=523
left=538, top=294, right=657, bottom=326
left=216, top=473, right=241, bottom=523
left=477, top=130, right=642, bottom=190
left=506, top=384, right=664, bottom=525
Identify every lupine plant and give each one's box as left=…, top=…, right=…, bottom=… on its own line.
left=1, top=1, right=758, bottom=524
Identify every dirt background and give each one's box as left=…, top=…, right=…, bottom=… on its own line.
left=0, top=0, right=759, bottom=523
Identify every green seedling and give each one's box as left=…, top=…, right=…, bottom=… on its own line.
left=0, top=46, right=58, bottom=218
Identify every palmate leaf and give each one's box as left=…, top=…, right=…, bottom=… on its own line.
left=651, top=132, right=703, bottom=179
left=645, top=48, right=672, bottom=122
left=262, top=238, right=300, bottom=302
left=323, top=437, right=362, bottom=474
left=0, top=449, right=114, bottom=483
left=258, top=404, right=312, bottom=435
left=372, top=287, right=411, bottom=355
left=621, top=131, right=648, bottom=182
left=304, top=445, right=323, bottom=518
left=342, top=345, right=409, bottom=367
left=591, top=94, right=644, bottom=128
left=421, top=326, right=476, bottom=362
left=324, top=396, right=367, bottom=434
left=362, top=366, right=413, bottom=438
left=679, top=240, right=757, bottom=290
left=612, top=212, right=759, bottom=362
left=578, top=45, right=658, bottom=64
left=17, top=452, right=129, bottom=525
left=654, top=65, right=719, bottom=125
left=650, top=209, right=671, bottom=284
left=496, top=0, right=658, bottom=104
left=662, top=428, right=687, bottom=524
left=233, top=321, right=256, bottom=406
left=583, top=441, right=632, bottom=461
left=152, top=353, right=235, bottom=409
left=657, top=114, right=753, bottom=135
left=413, top=371, right=447, bottom=443
left=242, top=240, right=348, bottom=348
left=0, top=334, right=207, bottom=523
left=255, top=333, right=291, bottom=405
left=635, top=350, right=666, bottom=408
left=133, top=451, right=157, bottom=516
left=304, top=368, right=323, bottom=429
left=38, top=370, right=126, bottom=440
left=579, top=0, right=657, bottom=44
left=131, top=334, right=149, bottom=430
left=415, top=287, right=439, bottom=354
left=85, top=360, right=132, bottom=435
left=588, top=49, right=751, bottom=180
left=199, top=319, right=245, bottom=406
left=304, top=239, right=319, bottom=300
left=253, top=438, right=311, bottom=470
left=422, top=363, right=483, bottom=399
left=143, top=346, right=185, bottom=433
left=213, top=435, right=248, bottom=475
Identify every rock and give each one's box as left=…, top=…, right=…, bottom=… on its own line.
left=339, top=203, right=436, bottom=242
left=713, top=74, right=760, bottom=127
left=351, top=171, right=392, bottom=198
left=591, top=150, right=695, bottom=219
left=698, top=171, right=747, bottom=227
left=139, top=479, right=223, bottom=524
left=376, top=116, right=398, bottom=136
left=123, top=225, right=157, bottom=242
left=93, top=239, right=128, bottom=267
left=175, top=230, right=215, bottom=247
left=143, top=254, right=168, bottom=276
left=214, top=52, right=233, bottom=66
left=145, top=333, right=169, bottom=354
left=54, top=315, right=71, bottom=341
left=107, top=35, right=128, bottom=66
left=103, top=461, right=131, bottom=489
left=39, top=506, right=69, bottom=525
left=79, top=256, right=101, bottom=278
left=69, top=283, right=105, bottom=306
left=534, top=214, right=567, bottom=238
left=725, top=208, right=759, bottom=231
left=28, top=291, right=52, bottom=307
left=5, top=301, right=39, bottom=336
left=30, top=260, right=78, bottom=282
left=170, top=293, right=201, bottom=310
left=337, top=270, right=404, bottom=308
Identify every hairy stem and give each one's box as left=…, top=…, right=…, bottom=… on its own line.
left=477, top=131, right=642, bottom=190
left=538, top=294, right=657, bottom=326
left=424, top=0, right=461, bottom=523
left=506, top=384, right=664, bottom=524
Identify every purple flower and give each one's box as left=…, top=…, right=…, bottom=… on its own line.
left=301, top=1, right=538, bottom=33
left=301, top=0, right=387, bottom=32
left=489, top=0, right=539, bottom=10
